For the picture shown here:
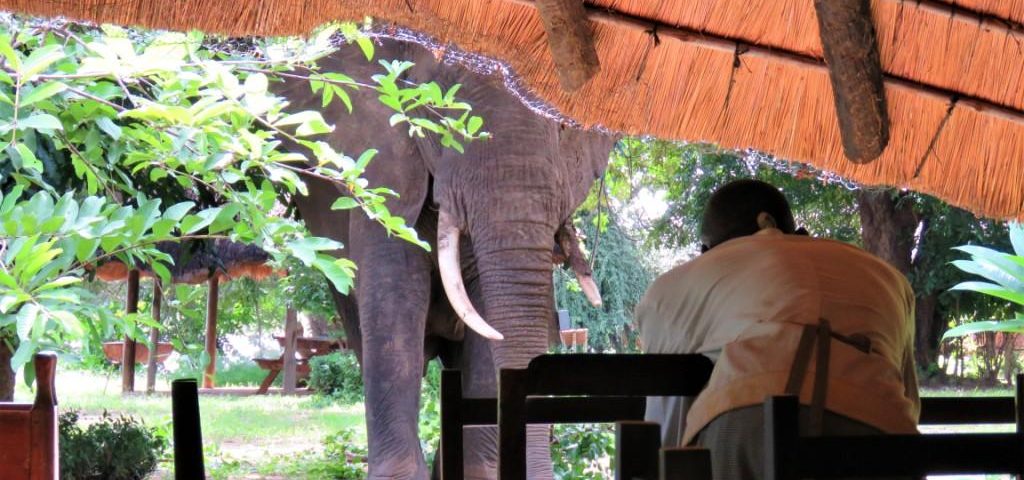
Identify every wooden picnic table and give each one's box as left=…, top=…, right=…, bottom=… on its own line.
left=254, top=336, right=347, bottom=394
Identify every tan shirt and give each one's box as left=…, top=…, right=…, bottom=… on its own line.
left=637, top=229, right=920, bottom=445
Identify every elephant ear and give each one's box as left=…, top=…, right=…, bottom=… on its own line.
left=275, top=40, right=431, bottom=227
left=558, top=124, right=620, bottom=213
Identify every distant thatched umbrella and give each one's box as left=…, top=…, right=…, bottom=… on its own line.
left=92, top=240, right=281, bottom=393
left=93, top=240, right=278, bottom=285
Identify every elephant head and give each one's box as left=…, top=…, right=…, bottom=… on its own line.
left=277, top=36, right=617, bottom=479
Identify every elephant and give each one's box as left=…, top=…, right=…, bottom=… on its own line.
left=277, top=36, right=617, bottom=480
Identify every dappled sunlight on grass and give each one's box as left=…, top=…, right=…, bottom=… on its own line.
left=17, top=367, right=367, bottom=478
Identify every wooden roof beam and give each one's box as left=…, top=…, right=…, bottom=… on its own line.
left=535, top=0, right=600, bottom=91
left=814, top=0, right=890, bottom=163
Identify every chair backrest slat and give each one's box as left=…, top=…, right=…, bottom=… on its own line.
left=766, top=374, right=1024, bottom=479
left=920, top=396, right=1016, bottom=425
left=524, top=354, right=713, bottom=396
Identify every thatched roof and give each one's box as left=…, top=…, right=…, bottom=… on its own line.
left=94, top=240, right=278, bottom=284
left=6, top=1, right=1024, bottom=218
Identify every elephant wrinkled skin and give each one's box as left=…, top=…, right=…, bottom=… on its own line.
left=278, top=37, right=617, bottom=480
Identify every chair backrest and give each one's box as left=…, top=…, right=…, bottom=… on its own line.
left=440, top=354, right=713, bottom=480
left=499, top=353, right=713, bottom=480
left=0, top=352, right=58, bottom=480
left=765, top=374, right=1024, bottom=479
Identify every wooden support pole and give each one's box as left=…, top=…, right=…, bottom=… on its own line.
left=121, top=269, right=140, bottom=394
left=203, top=277, right=219, bottom=389
left=535, top=0, right=600, bottom=91
left=281, top=308, right=299, bottom=394
left=146, top=280, right=162, bottom=393
left=814, top=0, right=889, bottom=163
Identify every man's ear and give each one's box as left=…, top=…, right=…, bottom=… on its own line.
left=795, top=227, right=809, bottom=236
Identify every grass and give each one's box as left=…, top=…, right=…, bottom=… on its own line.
left=15, top=367, right=367, bottom=479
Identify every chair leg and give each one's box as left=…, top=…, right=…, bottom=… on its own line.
left=616, top=421, right=661, bottom=480
left=499, top=369, right=528, bottom=480
left=764, top=396, right=799, bottom=480
left=441, top=369, right=465, bottom=480
left=659, top=447, right=711, bottom=480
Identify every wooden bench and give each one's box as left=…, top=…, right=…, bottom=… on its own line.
left=764, top=374, right=1024, bottom=479
left=254, top=357, right=311, bottom=394
left=0, top=352, right=58, bottom=480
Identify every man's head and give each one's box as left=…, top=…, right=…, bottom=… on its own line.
left=699, top=179, right=797, bottom=251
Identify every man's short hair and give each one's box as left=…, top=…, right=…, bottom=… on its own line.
left=699, top=179, right=796, bottom=249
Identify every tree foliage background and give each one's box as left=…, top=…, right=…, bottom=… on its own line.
left=0, top=17, right=486, bottom=397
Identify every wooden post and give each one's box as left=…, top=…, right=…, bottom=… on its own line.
left=281, top=309, right=299, bottom=394
left=171, top=378, right=206, bottom=479
left=121, top=269, right=140, bottom=393
left=203, top=277, right=219, bottom=389
left=535, top=0, right=600, bottom=91
left=146, top=280, right=162, bottom=393
left=814, top=0, right=889, bottom=163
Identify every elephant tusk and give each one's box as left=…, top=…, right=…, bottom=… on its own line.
left=556, top=222, right=603, bottom=308
left=577, top=274, right=603, bottom=308
left=437, top=211, right=504, bottom=341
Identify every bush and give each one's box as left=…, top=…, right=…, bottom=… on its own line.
left=308, top=352, right=364, bottom=403
left=60, top=410, right=168, bottom=480
left=318, top=428, right=369, bottom=479
left=551, top=424, right=615, bottom=479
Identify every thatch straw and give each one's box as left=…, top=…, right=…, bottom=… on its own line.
left=93, top=240, right=278, bottom=285
left=5, top=0, right=1024, bottom=217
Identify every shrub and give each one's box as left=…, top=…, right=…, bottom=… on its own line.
left=551, top=423, right=615, bottom=479
left=308, top=352, right=364, bottom=403
left=316, top=428, right=369, bottom=479
left=60, top=410, right=168, bottom=480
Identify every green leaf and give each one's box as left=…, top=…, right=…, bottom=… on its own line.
left=942, top=318, right=1024, bottom=340
left=1011, top=223, right=1024, bottom=258
left=20, top=81, right=66, bottom=107
left=36, top=276, right=81, bottom=292
left=950, top=281, right=1024, bottom=306
left=467, top=116, right=483, bottom=135
left=21, top=44, right=65, bottom=79
left=163, top=201, right=195, bottom=222
left=0, top=34, right=21, bottom=70
left=18, top=113, right=63, bottom=131
left=10, top=340, right=35, bottom=373
left=180, top=207, right=222, bottom=235
left=96, top=116, right=122, bottom=140
left=314, top=254, right=355, bottom=295
left=331, top=197, right=359, bottom=210
left=14, top=143, right=42, bottom=172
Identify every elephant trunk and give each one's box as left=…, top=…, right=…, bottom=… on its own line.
left=438, top=211, right=504, bottom=341
left=555, top=221, right=603, bottom=307
left=471, top=226, right=556, bottom=479
left=472, top=234, right=554, bottom=370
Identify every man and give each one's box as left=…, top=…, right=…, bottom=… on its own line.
left=637, top=179, right=919, bottom=478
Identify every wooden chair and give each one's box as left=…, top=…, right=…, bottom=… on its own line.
left=764, top=374, right=1024, bottom=479
left=0, top=352, right=58, bottom=480
left=497, top=353, right=714, bottom=480
left=440, top=354, right=712, bottom=480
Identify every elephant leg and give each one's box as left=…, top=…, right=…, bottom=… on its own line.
left=352, top=214, right=432, bottom=480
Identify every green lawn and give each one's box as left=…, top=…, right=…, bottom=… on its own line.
left=15, top=368, right=366, bottom=479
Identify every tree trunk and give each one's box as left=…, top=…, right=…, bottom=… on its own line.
left=0, top=340, right=13, bottom=401
left=857, top=190, right=946, bottom=368
left=856, top=189, right=916, bottom=274
left=914, top=294, right=942, bottom=367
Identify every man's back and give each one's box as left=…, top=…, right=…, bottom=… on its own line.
left=637, top=228, right=919, bottom=445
